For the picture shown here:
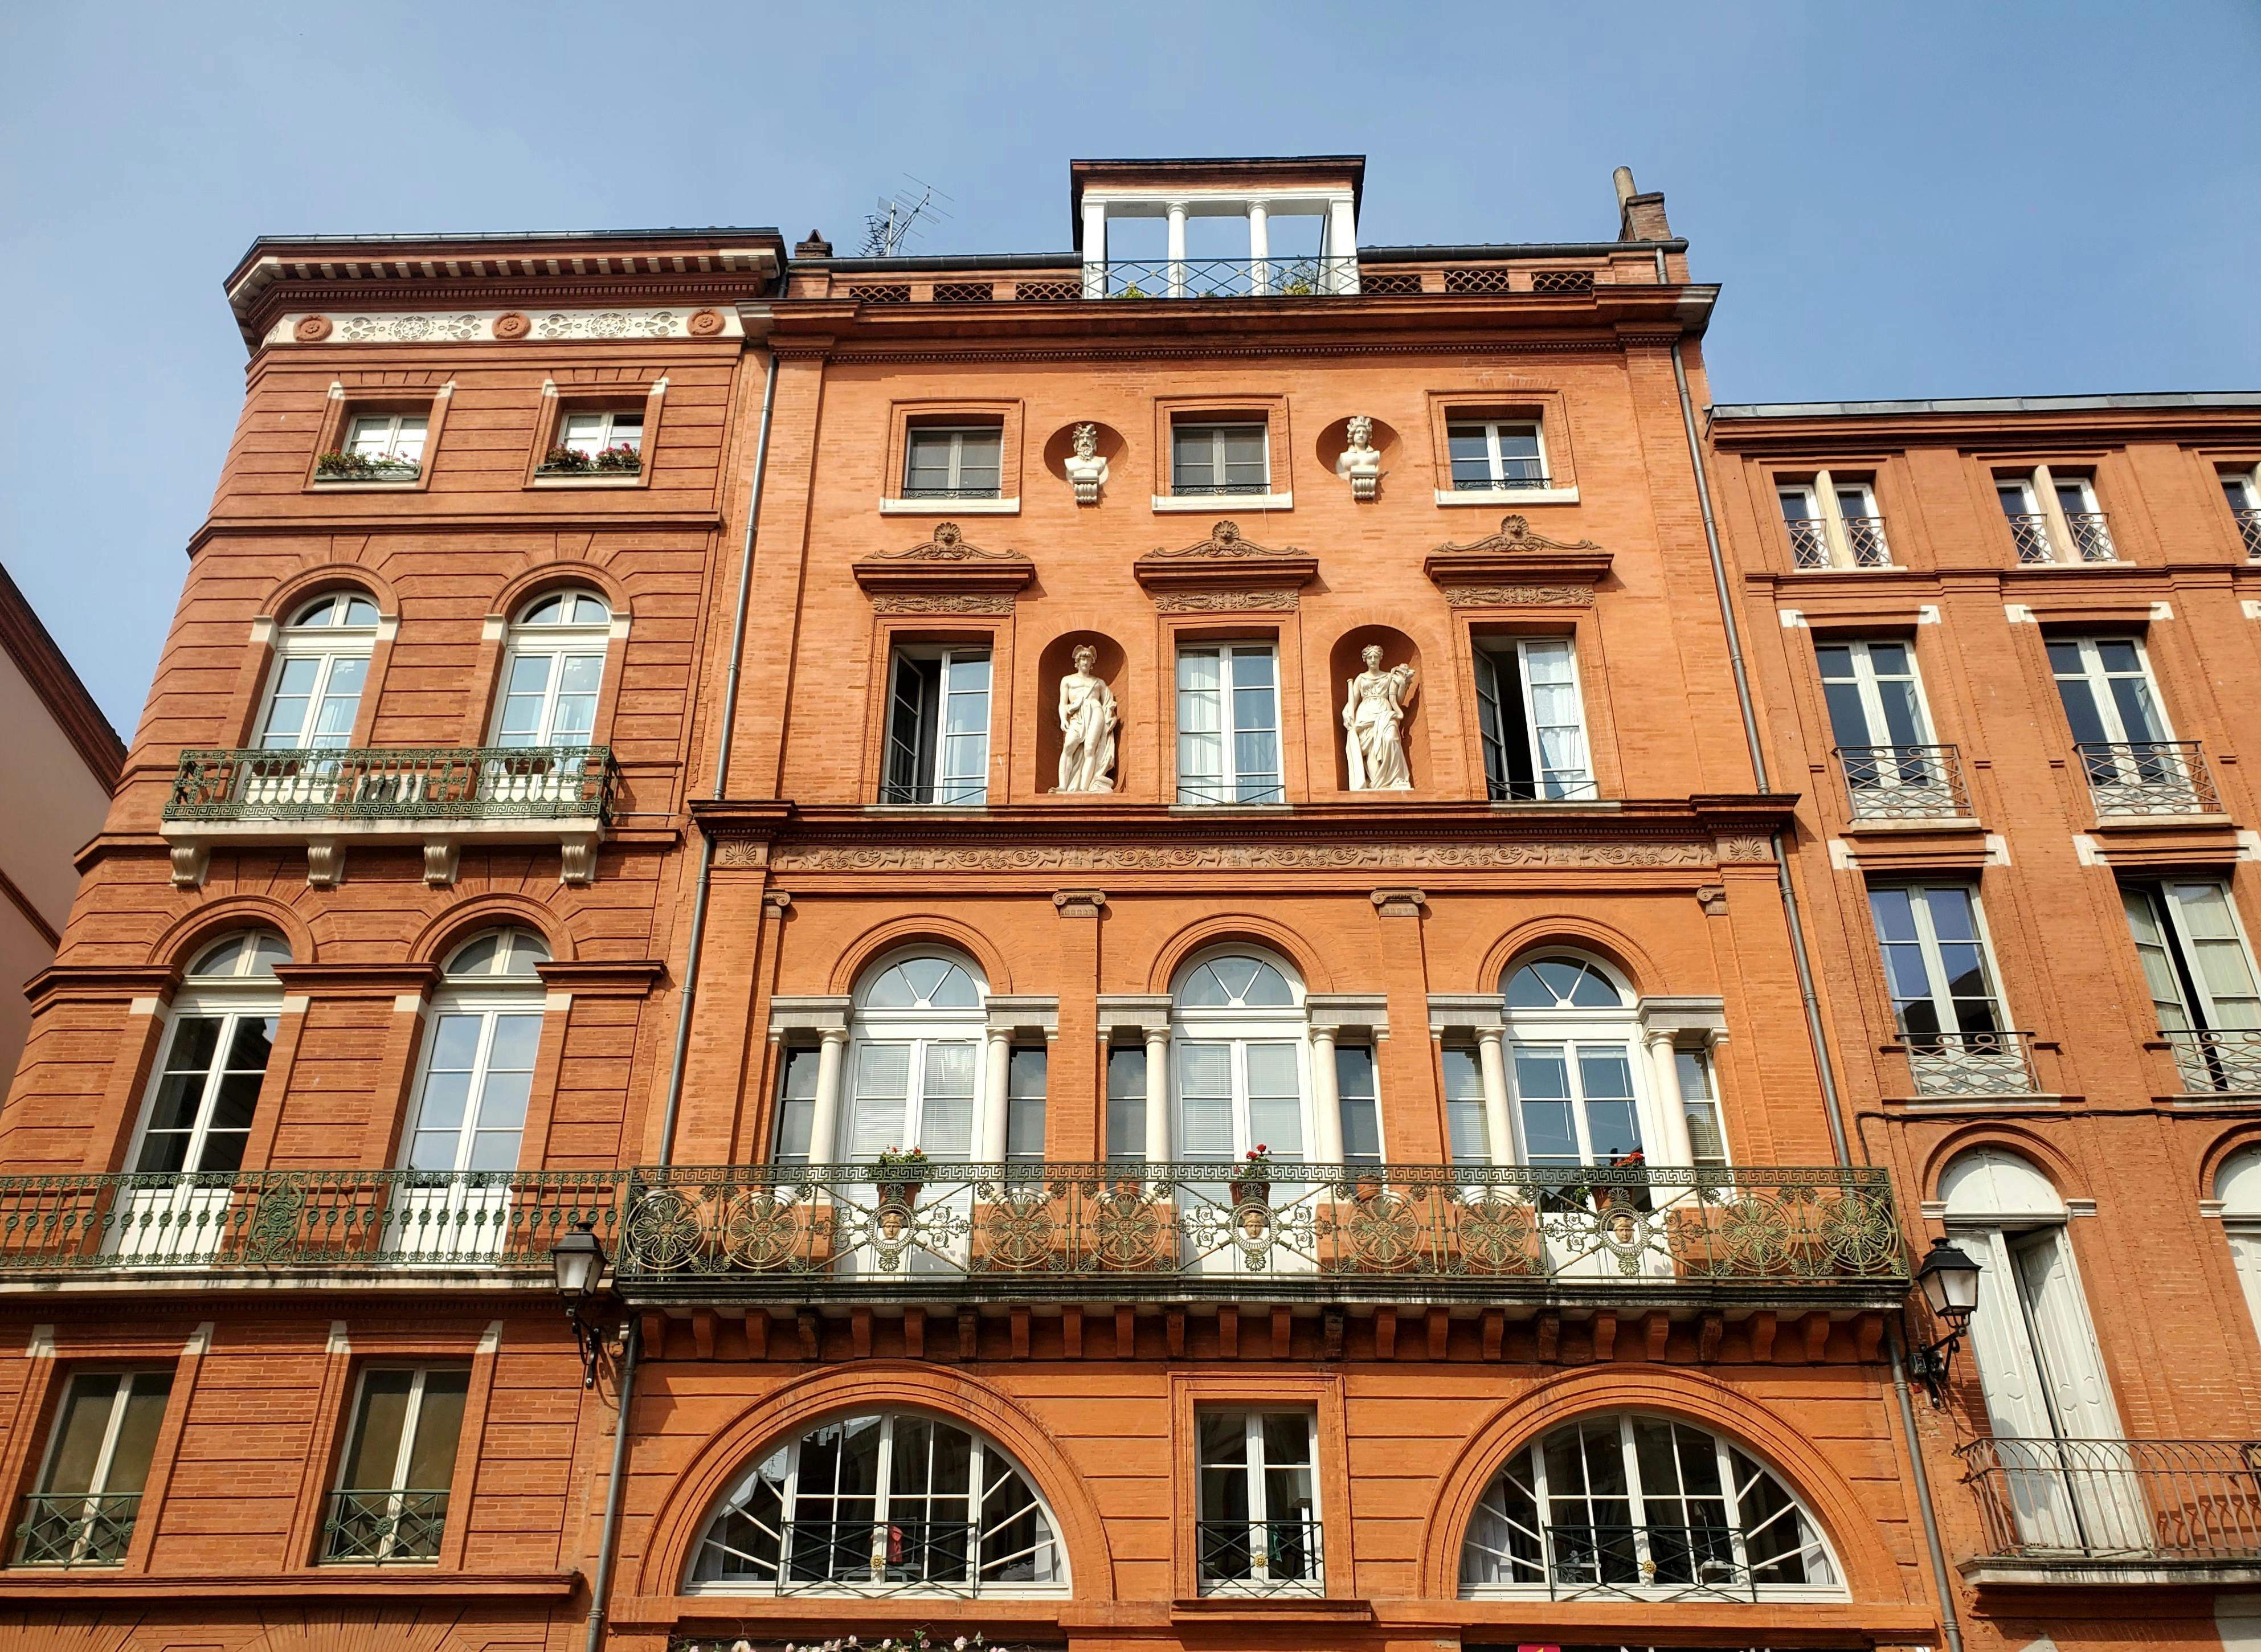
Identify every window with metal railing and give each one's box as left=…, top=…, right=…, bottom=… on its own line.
left=1198, top=1410, right=1323, bottom=1594
left=322, top=1365, right=467, bottom=1564
left=1475, top=637, right=1593, bottom=802
left=1171, top=423, right=1269, bottom=496
left=1777, top=474, right=1890, bottom=569
left=1175, top=643, right=1282, bottom=804
left=882, top=646, right=991, bottom=805
left=1448, top=420, right=1550, bottom=492
left=2123, top=880, right=2261, bottom=1095
left=2222, top=468, right=2261, bottom=558
left=1998, top=468, right=2113, bottom=564
left=14, top=1371, right=171, bottom=1568
left=903, top=426, right=1003, bottom=499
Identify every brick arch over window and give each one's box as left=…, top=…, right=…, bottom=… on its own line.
left=1147, top=914, right=1331, bottom=996
left=146, top=897, right=319, bottom=973
left=406, top=895, right=579, bottom=968
left=258, top=565, right=402, bottom=624
left=490, top=560, right=632, bottom=622
left=2203, top=1126, right=2261, bottom=1202
left=633, top=1364, right=1115, bottom=1601
left=1916, top=1122, right=2089, bottom=1206
left=826, top=916, right=1013, bottom=998
left=1475, top=918, right=1659, bottom=999
left=1418, top=1367, right=1905, bottom=1604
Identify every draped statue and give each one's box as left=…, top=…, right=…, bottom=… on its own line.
left=1054, top=644, right=1119, bottom=793
left=1343, top=643, right=1416, bottom=790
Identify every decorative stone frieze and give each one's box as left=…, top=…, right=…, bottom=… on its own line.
left=770, top=840, right=1715, bottom=873
left=267, top=307, right=745, bottom=345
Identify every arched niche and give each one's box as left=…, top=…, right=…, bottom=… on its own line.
left=1041, top=422, right=1127, bottom=486
left=1314, top=414, right=1403, bottom=480
left=1327, top=624, right=1426, bottom=793
left=1035, top=630, right=1127, bottom=794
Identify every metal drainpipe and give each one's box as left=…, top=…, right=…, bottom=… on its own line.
left=1670, top=337, right=1965, bottom=1652
left=582, top=338, right=780, bottom=1652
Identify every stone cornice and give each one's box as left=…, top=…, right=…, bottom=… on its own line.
left=536, top=959, right=668, bottom=996
left=23, top=964, right=176, bottom=1009
left=185, top=512, right=727, bottom=558
left=1708, top=400, right=2261, bottom=454
left=271, top=962, right=440, bottom=998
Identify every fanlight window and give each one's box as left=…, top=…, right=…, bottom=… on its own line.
left=1506, top=955, right=1626, bottom=1011
left=1462, top=1414, right=1839, bottom=1598
left=1176, top=955, right=1296, bottom=1009
left=291, top=592, right=381, bottom=628
left=689, top=1411, right=1063, bottom=1596
left=517, top=590, right=611, bottom=627
left=441, top=928, right=551, bottom=979
left=186, top=931, right=292, bottom=979
left=860, top=956, right=982, bottom=1010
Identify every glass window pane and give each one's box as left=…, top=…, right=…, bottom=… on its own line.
left=103, top=1375, right=175, bottom=1496
left=402, top=1370, right=469, bottom=1490
left=1105, top=1045, right=1147, bottom=1158
left=342, top=1370, right=414, bottom=1489
left=42, top=1376, right=124, bottom=1495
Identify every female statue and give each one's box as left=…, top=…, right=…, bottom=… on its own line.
left=1054, top=643, right=1119, bottom=792
left=1343, top=643, right=1416, bottom=790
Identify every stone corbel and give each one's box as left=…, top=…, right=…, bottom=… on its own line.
left=1369, top=887, right=1425, bottom=918
left=169, top=843, right=210, bottom=891
left=1053, top=889, right=1107, bottom=919
left=1637, top=995, right=1730, bottom=1049
left=422, top=839, right=460, bottom=889
left=1306, top=993, right=1389, bottom=1038
left=1094, top=994, right=1172, bottom=1038
left=304, top=840, right=344, bottom=889
left=986, top=996, right=1060, bottom=1040
left=1426, top=993, right=1504, bottom=1037
left=559, top=835, right=602, bottom=886
left=767, top=995, right=851, bottom=1041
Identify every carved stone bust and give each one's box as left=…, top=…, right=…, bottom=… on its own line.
left=1335, top=415, right=1381, bottom=501
left=1065, top=423, right=1109, bottom=505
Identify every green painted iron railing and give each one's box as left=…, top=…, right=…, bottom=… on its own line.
left=163, top=744, right=615, bottom=824
left=322, top=1487, right=449, bottom=1564
left=13, top=1492, right=140, bottom=1567
left=615, top=1162, right=1907, bottom=1299
left=0, top=1169, right=624, bottom=1271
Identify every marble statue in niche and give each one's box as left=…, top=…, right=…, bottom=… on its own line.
left=1054, top=644, right=1119, bottom=792
left=1343, top=643, right=1416, bottom=790
left=1334, top=414, right=1382, bottom=501
left=1065, top=423, right=1109, bottom=505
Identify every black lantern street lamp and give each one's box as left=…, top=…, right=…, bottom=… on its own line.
left=1908, top=1236, right=1983, bottom=1405
left=552, top=1220, right=612, bottom=1389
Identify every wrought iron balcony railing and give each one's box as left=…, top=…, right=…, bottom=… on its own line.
left=2075, top=741, right=2219, bottom=817
left=614, top=1162, right=1907, bottom=1301
left=1842, top=516, right=1892, bottom=566
left=2006, top=512, right=2056, bottom=564
left=1786, top=518, right=1830, bottom=569
left=2235, top=507, right=2261, bottom=559
left=1452, top=471, right=1553, bottom=492
left=1487, top=772, right=1601, bottom=804
left=2064, top=510, right=2117, bottom=562
left=1174, top=780, right=1287, bottom=807
left=897, top=484, right=1003, bottom=500
left=1900, top=1030, right=2039, bottom=1098
left=164, top=745, right=615, bottom=825
left=1837, top=745, right=1973, bottom=821
left=1957, top=1437, right=2261, bottom=1562
left=0, top=1169, right=623, bottom=1274
left=322, top=1487, right=449, bottom=1564
left=12, top=1492, right=140, bottom=1567
left=1198, top=1516, right=1323, bottom=1593
left=1092, top=256, right=1355, bottom=299
left=732, top=1517, right=1057, bottom=1596
left=2164, top=1029, right=2261, bottom=1096
left=875, top=780, right=988, bottom=807
left=1168, top=480, right=1273, bottom=497
left=1526, top=1520, right=1820, bottom=1600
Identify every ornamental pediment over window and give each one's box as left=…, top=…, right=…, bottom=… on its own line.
left=852, top=521, right=1035, bottom=610
left=1134, top=520, right=1319, bottom=609
left=1424, top=512, right=1612, bottom=600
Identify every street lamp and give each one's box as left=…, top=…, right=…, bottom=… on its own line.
left=552, top=1220, right=613, bottom=1389
left=1908, top=1236, right=1982, bottom=1406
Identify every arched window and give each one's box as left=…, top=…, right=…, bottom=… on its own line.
left=1171, top=948, right=1309, bottom=1162
left=846, top=951, right=987, bottom=1160
left=1461, top=1413, right=1839, bottom=1598
left=493, top=590, right=611, bottom=749
left=688, top=1410, right=1064, bottom=1596
left=1501, top=951, right=1646, bottom=1170
left=2218, top=1147, right=2261, bottom=1344
left=402, top=929, right=551, bottom=1176
left=256, top=592, right=381, bottom=750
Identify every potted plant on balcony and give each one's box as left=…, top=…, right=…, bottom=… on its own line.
left=1229, top=1145, right=1277, bottom=1239
left=874, top=1145, right=930, bottom=1205
left=314, top=449, right=416, bottom=481
left=539, top=445, right=596, bottom=475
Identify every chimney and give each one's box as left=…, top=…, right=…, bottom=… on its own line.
left=794, top=229, right=833, bottom=260
left=1613, top=167, right=1672, bottom=243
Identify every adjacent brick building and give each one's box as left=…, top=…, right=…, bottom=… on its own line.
left=0, top=157, right=2254, bottom=1652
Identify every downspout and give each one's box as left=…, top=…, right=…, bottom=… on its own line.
left=583, top=335, right=780, bottom=1652
left=1669, top=338, right=1965, bottom=1652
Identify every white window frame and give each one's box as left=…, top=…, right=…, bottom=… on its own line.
left=1170, top=949, right=1311, bottom=1165
left=2048, top=634, right=2172, bottom=747
left=2222, top=465, right=2261, bottom=557
left=1674, top=1047, right=1729, bottom=1167
left=844, top=951, right=990, bottom=1162
left=1867, top=883, right=2012, bottom=1037
left=1474, top=635, right=1592, bottom=802
left=2215, top=1149, right=2261, bottom=1349
left=256, top=598, right=381, bottom=750
left=1170, top=421, right=1270, bottom=497
left=1195, top=1409, right=1322, bottom=1595
left=1500, top=954, right=1652, bottom=1170
left=1332, top=1042, right=1382, bottom=1166
left=1446, top=419, right=1549, bottom=490
left=881, top=645, right=992, bottom=806
left=1175, top=641, right=1283, bottom=805
left=2123, top=880, right=2261, bottom=1033
left=557, top=408, right=644, bottom=456
left=1814, top=637, right=1936, bottom=749
left=344, top=412, right=428, bottom=465
left=23, top=1369, right=173, bottom=1567
left=125, top=934, right=288, bottom=1177
left=402, top=929, right=550, bottom=1180
left=902, top=425, right=1004, bottom=498
left=492, top=592, right=612, bottom=750
left=326, top=1364, right=469, bottom=1564
left=1777, top=472, right=1888, bottom=569
left=1441, top=1043, right=1493, bottom=1164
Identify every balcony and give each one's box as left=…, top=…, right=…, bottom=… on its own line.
left=1843, top=516, right=1892, bottom=566
left=2075, top=741, right=2220, bottom=818
left=1787, top=519, right=1830, bottom=569
left=161, top=744, right=616, bottom=887
left=1199, top=1517, right=1323, bottom=1595
left=322, top=1487, right=448, bottom=1564
left=11, top=1492, right=140, bottom=1568
left=2164, top=1028, right=2261, bottom=1097
left=2063, top=511, right=2117, bottom=561
left=1837, top=745, right=1973, bottom=822
left=1956, top=1436, right=2261, bottom=1586
left=1089, top=256, right=1356, bottom=300
left=2005, top=513, right=2056, bottom=563
left=1899, top=1030, right=2039, bottom=1099
left=612, top=1162, right=1908, bottom=1306
left=0, top=1168, right=623, bottom=1279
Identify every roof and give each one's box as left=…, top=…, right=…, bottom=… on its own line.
left=224, top=227, right=784, bottom=295
left=1711, top=391, right=2261, bottom=419
left=1070, top=156, right=1367, bottom=247
left=0, top=561, right=125, bottom=792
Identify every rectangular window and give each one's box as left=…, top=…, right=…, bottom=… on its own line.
left=1172, top=422, right=1269, bottom=496
left=2048, top=635, right=2169, bottom=746
left=1446, top=420, right=1548, bottom=490
left=1106, top=1042, right=1147, bottom=1159
left=1334, top=1045, right=1380, bottom=1164
left=1816, top=639, right=1931, bottom=749
left=1777, top=485, right=1829, bottom=568
left=1474, top=637, right=1592, bottom=801
left=344, top=412, right=427, bottom=468
left=559, top=410, right=644, bottom=456
left=17, top=1371, right=171, bottom=1567
left=1440, top=1044, right=1490, bottom=1163
left=2000, top=470, right=2111, bottom=563
left=2223, top=468, right=2261, bottom=557
left=1196, top=1410, right=1321, bottom=1593
left=1868, top=884, right=2007, bottom=1040
left=2122, top=880, right=2261, bottom=1094
left=771, top=1045, right=822, bottom=1163
left=136, top=1011, right=276, bottom=1175
left=1007, top=1046, right=1047, bottom=1161
left=1510, top=1042, right=1641, bottom=1168
left=324, top=1366, right=469, bottom=1564
left=883, top=647, right=992, bottom=805
left=1176, top=643, right=1282, bottom=804
left=1675, top=1049, right=1727, bottom=1166
left=903, top=426, right=1003, bottom=498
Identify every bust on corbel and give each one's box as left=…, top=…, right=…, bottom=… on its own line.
left=1335, top=415, right=1383, bottom=501
left=1065, top=422, right=1109, bottom=505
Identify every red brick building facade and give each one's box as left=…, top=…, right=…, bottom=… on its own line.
left=0, top=158, right=2254, bottom=1652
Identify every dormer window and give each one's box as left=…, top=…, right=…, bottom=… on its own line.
left=903, top=426, right=1003, bottom=499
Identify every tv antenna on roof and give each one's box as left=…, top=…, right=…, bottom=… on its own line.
left=862, top=176, right=952, bottom=258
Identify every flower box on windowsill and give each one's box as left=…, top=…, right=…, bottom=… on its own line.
left=313, top=453, right=420, bottom=485
left=535, top=446, right=643, bottom=485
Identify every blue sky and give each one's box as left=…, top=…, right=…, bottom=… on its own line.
left=3, top=2, right=2256, bottom=735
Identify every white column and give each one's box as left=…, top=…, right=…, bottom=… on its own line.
left=1813, top=468, right=1851, bottom=570
left=1326, top=197, right=1360, bottom=293
left=1248, top=201, right=1271, bottom=295
left=2033, top=462, right=2074, bottom=563
left=1143, top=1025, right=1171, bottom=1164
left=980, top=1028, right=1012, bottom=1163
left=1475, top=1029, right=1514, bottom=1166
left=1081, top=201, right=1109, bottom=298
left=808, top=1028, right=848, bottom=1164
left=1166, top=201, right=1188, bottom=298
left=1309, top=1027, right=1344, bottom=1164
left=1645, top=1033, right=1696, bottom=1167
